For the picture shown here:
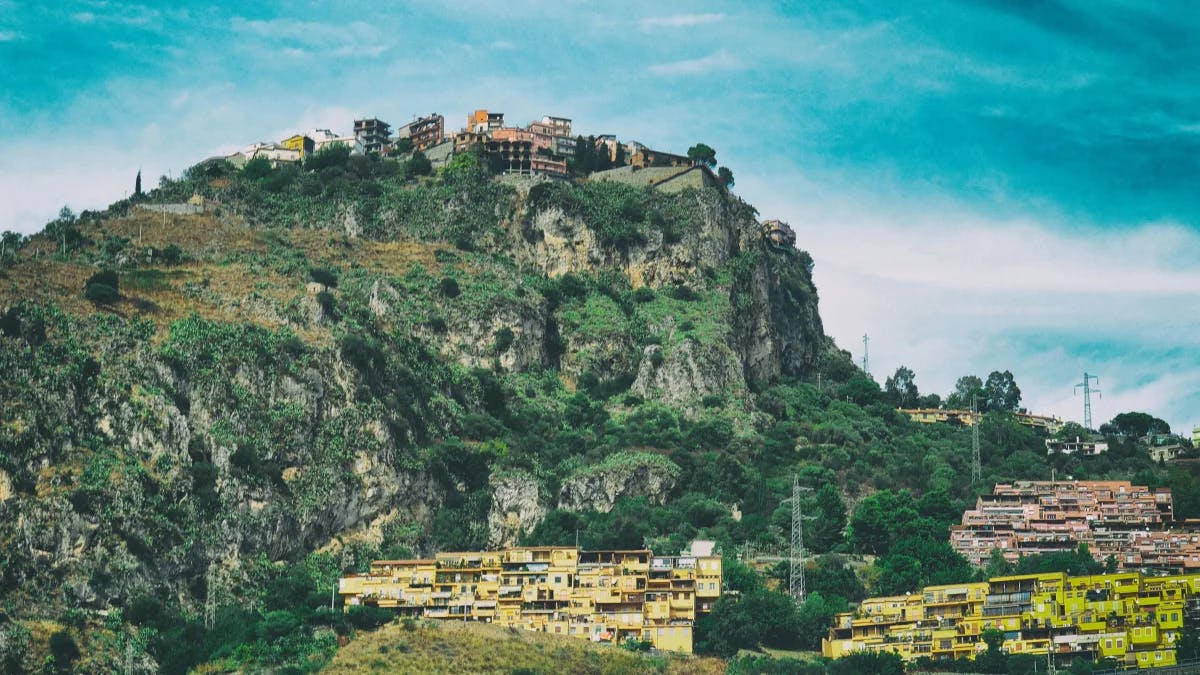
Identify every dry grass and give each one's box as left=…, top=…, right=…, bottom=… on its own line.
left=322, top=620, right=726, bottom=675
left=0, top=212, right=453, bottom=345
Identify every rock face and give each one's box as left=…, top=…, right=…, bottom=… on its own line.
left=486, top=471, right=546, bottom=547
left=557, top=453, right=681, bottom=514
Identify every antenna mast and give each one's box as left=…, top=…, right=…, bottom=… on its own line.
left=1074, top=373, right=1101, bottom=430
left=861, top=334, right=870, bottom=376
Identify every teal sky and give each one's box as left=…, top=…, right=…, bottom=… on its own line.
left=1, top=1, right=1198, bottom=433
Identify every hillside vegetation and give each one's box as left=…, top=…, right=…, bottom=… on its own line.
left=322, top=619, right=725, bottom=675
left=0, top=146, right=1194, bottom=673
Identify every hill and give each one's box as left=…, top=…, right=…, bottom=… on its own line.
left=0, top=145, right=1193, bottom=672
left=321, top=619, right=725, bottom=675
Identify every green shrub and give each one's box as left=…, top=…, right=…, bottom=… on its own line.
left=309, top=266, right=339, bottom=288
left=439, top=277, right=460, bottom=298
left=48, top=631, right=79, bottom=671
left=633, top=286, right=655, bottom=303
left=161, top=244, right=184, bottom=264
left=494, top=327, right=515, bottom=354
left=83, top=269, right=120, bottom=303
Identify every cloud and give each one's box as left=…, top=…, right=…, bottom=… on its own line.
left=639, top=13, right=725, bottom=30
left=491, top=40, right=514, bottom=50
left=648, top=49, right=740, bottom=76
left=0, top=30, right=21, bottom=41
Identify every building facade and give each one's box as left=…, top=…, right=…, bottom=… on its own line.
left=899, top=408, right=1065, bottom=434
left=338, top=546, right=721, bottom=653
left=397, top=114, right=445, bottom=151
left=353, top=117, right=392, bottom=155
left=823, top=570, right=1199, bottom=670
left=948, top=481, right=1200, bottom=571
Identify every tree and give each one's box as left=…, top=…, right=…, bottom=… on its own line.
left=0, top=230, right=20, bottom=261
left=717, top=166, right=734, bottom=188
left=946, top=375, right=984, bottom=409
left=983, top=370, right=1021, bottom=412
left=305, top=143, right=351, bottom=172
left=1104, top=412, right=1170, bottom=438
left=134, top=169, right=143, bottom=198
left=884, top=366, right=919, bottom=408
left=44, top=206, right=81, bottom=255
left=242, top=156, right=273, bottom=180
left=614, top=142, right=627, bottom=167
left=687, top=143, right=717, bottom=168
left=48, top=631, right=79, bottom=673
left=392, top=137, right=414, bottom=154
left=848, top=490, right=920, bottom=555
left=807, top=484, right=847, bottom=552
left=695, top=589, right=799, bottom=656
left=405, top=150, right=432, bottom=178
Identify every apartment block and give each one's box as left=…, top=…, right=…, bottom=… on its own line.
left=279, top=134, right=315, bottom=158
left=338, top=545, right=721, bottom=653
left=353, top=118, right=392, bottom=155
left=899, top=408, right=1065, bottom=434
left=467, top=109, right=505, bottom=133
left=823, top=570, right=1200, bottom=670
left=397, top=114, right=445, bottom=152
left=949, top=481, right=1199, bottom=571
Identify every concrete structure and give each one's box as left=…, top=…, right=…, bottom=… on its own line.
left=424, top=139, right=456, bottom=169
left=630, top=147, right=692, bottom=169
left=1193, top=426, right=1199, bottom=446
left=339, top=545, right=722, bottom=653
left=948, top=481, right=1200, bottom=571
left=233, top=142, right=302, bottom=166
left=353, top=118, right=392, bottom=155
left=484, top=138, right=533, bottom=173
left=823, top=570, right=1199, bottom=670
left=589, top=164, right=720, bottom=194
left=1150, top=443, right=1187, bottom=463
left=762, top=219, right=797, bottom=249
left=540, top=115, right=572, bottom=137
left=397, top=114, right=445, bottom=151
left=280, top=134, right=315, bottom=158
left=1045, top=436, right=1109, bottom=456
left=900, top=408, right=1065, bottom=434
left=310, top=129, right=358, bottom=154
left=468, top=109, right=504, bottom=133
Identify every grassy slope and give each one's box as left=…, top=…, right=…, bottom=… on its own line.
left=321, top=621, right=726, bottom=675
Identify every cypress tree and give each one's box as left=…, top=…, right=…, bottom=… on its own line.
left=134, top=169, right=143, bottom=198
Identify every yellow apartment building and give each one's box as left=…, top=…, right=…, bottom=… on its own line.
left=339, top=545, right=722, bottom=653
left=823, top=570, right=1199, bottom=669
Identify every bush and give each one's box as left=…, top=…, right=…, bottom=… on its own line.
left=242, top=156, right=272, bottom=180
left=48, top=630, right=79, bottom=671
left=494, top=327, right=515, bottom=354
left=633, top=286, right=655, bottom=303
left=84, top=269, right=120, bottom=304
left=671, top=284, right=700, bottom=301
left=439, top=277, right=460, bottom=298
left=161, top=244, right=184, bottom=265
left=309, top=266, right=339, bottom=288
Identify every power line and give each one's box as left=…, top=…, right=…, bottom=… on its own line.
left=1074, top=372, right=1101, bottom=430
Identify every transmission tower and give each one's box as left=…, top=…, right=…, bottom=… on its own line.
left=1074, top=372, right=1101, bottom=430
left=861, top=334, right=870, bottom=376
left=789, top=475, right=814, bottom=604
left=971, top=394, right=981, bottom=484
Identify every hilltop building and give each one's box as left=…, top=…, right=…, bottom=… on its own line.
left=823, top=569, right=1199, bottom=669
left=338, top=545, right=722, bottom=653
left=397, top=114, right=445, bottom=151
left=279, top=134, right=315, bottom=158
left=947, top=481, right=1200, bottom=571
left=309, top=129, right=359, bottom=154
left=468, top=109, right=505, bottom=133
left=354, top=117, right=392, bottom=155
left=1045, top=436, right=1109, bottom=456
left=629, top=147, right=692, bottom=169
left=899, top=408, right=1065, bottom=434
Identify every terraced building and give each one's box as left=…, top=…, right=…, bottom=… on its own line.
left=338, top=545, right=722, bottom=653
left=823, top=570, right=1200, bottom=669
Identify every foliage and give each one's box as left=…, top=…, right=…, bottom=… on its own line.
left=1102, top=411, right=1170, bottom=437
left=687, top=143, right=717, bottom=168
left=84, top=269, right=120, bottom=304
left=309, top=266, right=340, bottom=288
left=717, top=166, right=734, bottom=188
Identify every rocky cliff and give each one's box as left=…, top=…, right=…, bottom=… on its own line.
left=0, top=156, right=851, bottom=671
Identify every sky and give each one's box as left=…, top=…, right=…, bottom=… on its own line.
left=1, top=0, right=1198, bottom=432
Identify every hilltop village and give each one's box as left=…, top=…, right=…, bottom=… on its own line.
left=222, top=109, right=735, bottom=195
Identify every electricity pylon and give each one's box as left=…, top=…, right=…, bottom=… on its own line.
left=1074, top=373, right=1101, bottom=430
left=790, top=475, right=815, bottom=604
